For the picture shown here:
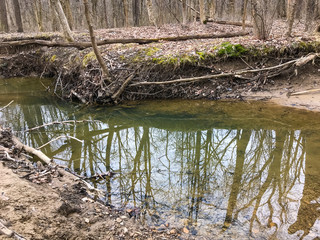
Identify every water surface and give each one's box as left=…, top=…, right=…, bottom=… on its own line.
left=1, top=78, right=320, bottom=239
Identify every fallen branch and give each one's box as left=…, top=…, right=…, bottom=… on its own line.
left=12, top=136, right=52, bottom=165
left=111, top=73, right=135, bottom=101
left=0, top=31, right=250, bottom=50
left=25, top=120, right=100, bottom=132
left=0, top=100, right=14, bottom=111
left=130, top=53, right=319, bottom=86
left=289, top=88, right=320, bottom=96
left=207, top=19, right=253, bottom=28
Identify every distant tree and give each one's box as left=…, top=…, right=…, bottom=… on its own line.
left=242, top=0, right=248, bottom=30
left=146, top=0, right=157, bottom=27
left=199, top=0, right=206, bottom=23
left=305, top=0, right=316, bottom=31
left=33, top=0, right=44, bottom=32
left=13, top=0, right=23, bottom=32
left=182, top=0, right=188, bottom=24
left=0, top=0, right=9, bottom=33
left=286, top=0, right=297, bottom=36
left=50, top=0, right=74, bottom=42
left=251, top=0, right=278, bottom=40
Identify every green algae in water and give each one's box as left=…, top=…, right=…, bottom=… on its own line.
left=1, top=78, right=320, bottom=239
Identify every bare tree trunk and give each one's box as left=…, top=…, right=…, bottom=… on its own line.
left=228, top=0, right=235, bottom=20
left=50, top=0, right=74, bottom=42
left=0, top=0, right=9, bottom=33
left=305, top=0, right=316, bottom=31
left=13, top=0, right=23, bottom=32
left=286, top=0, right=297, bottom=36
left=199, top=0, right=206, bottom=23
left=209, top=0, right=216, bottom=19
left=34, top=0, right=44, bottom=32
left=83, top=0, right=111, bottom=83
left=132, top=0, right=140, bottom=26
left=242, top=0, right=248, bottom=30
left=60, top=0, right=74, bottom=30
left=122, top=0, right=129, bottom=27
left=182, top=0, right=188, bottom=24
left=146, top=0, right=157, bottom=27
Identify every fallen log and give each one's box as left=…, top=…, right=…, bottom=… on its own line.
left=0, top=31, right=250, bottom=50
left=207, top=19, right=253, bottom=28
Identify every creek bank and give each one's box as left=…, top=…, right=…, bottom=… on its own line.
left=0, top=21, right=319, bottom=109
left=0, top=126, right=187, bottom=240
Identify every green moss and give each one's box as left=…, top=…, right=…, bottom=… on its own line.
left=50, top=55, right=57, bottom=62
left=82, top=51, right=96, bottom=67
left=216, top=42, right=248, bottom=57
left=145, top=47, right=160, bottom=56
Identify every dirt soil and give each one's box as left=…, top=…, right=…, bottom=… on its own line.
left=0, top=128, right=185, bottom=240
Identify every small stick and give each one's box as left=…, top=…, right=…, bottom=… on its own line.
left=0, top=100, right=14, bottom=111
left=37, top=135, right=84, bottom=150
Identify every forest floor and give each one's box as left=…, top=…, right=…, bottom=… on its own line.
left=0, top=20, right=320, bottom=240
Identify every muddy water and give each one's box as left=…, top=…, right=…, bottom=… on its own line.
left=1, top=77, right=320, bottom=239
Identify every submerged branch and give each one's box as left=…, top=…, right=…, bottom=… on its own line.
left=0, top=100, right=14, bottom=111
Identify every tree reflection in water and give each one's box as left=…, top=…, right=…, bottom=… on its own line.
left=1, top=92, right=320, bottom=239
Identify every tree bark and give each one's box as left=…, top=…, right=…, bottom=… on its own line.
left=122, top=0, right=129, bottom=27
left=305, top=0, right=316, bottom=31
left=0, top=0, right=9, bottom=33
left=34, top=0, right=44, bottom=32
left=13, top=0, right=23, bottom=32
left=242, top=0, right=248, bottom=30
left=286, top=0, right=297, bottom=37
left=199, top=0, right=206, bottom=23
left=50, top=0, right=74, bottom=42
left=182, top=0, right=188, bottom=24
left=60, top=0, right=74, bottom=30
left=146, top=0, right=157, bottom=27
left=83, top=0, right=111, bottom=83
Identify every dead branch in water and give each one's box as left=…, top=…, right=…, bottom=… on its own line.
left=0, top=31, right=249, bottom=50
left=24, top=120, right=100, bottom=132
left=130, top=53, right=319, bottom=86
left=0, top=100, right=14, bottom=111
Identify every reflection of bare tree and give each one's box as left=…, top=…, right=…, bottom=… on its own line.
left=223, top=129, right=251, bottom=230
left=288, top=131, right=320, bottom=238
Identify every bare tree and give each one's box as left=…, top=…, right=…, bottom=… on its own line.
left=50, top=0, right=74, bottom=42
left=251, top=0, right=278, bottom=40
left=13, top=0, right=23, bottom=32
left=146, top=0, right=157, bottom=27
left=0, top=0, right=9, bottom=32
left=182, top=0, right=188, bottom=24
left=83, top=0, right=111, bottom=83
left=286, top=0, right=297, bottom=36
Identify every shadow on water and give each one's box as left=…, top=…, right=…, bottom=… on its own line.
left=1, top=78, right=320, bottom=238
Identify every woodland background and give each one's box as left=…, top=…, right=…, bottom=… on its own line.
left=0, top=0, right=320, bottom=37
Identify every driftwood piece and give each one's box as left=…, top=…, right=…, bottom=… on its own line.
left=289, top=88, right=320, bottom=96
left=12, top=136, right=52, bottom=165
left=130, top=53, right=319, bottom=86
left=111, top=73, right=135, bottom=101
left=0, top=31, right=250, bottom=50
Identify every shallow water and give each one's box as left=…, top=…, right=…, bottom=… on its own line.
left=1, top=77, right=320, bottom=239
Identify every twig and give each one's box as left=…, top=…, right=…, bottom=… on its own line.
left=4, top=151, right=16, bottom=161
left=24, top=120, right=100, bottom=132
left=0, top=100, right=14, bottom=111
left=37, top=135, right=84, bottom=150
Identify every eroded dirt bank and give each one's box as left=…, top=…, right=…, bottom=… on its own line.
left=0, top=21, right=319, bottom=110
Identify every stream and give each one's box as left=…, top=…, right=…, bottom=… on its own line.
left=1, top=77, right=320, bottom=239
